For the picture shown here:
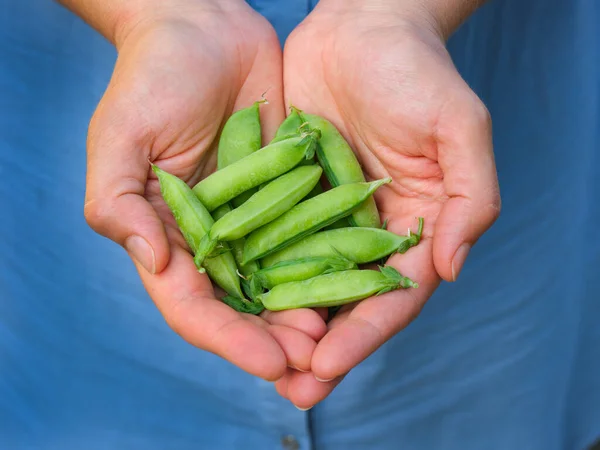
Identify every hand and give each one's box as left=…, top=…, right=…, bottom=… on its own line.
left=279, top=0, right=501, bottom=407
left=81, top=0, right=327, bottom=381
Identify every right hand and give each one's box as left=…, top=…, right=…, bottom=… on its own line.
left=83, top=0, right=327, bottom=382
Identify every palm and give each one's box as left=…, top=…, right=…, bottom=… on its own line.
left=278, top=8, right=497, bottom=407
left=86, top=5, right=327, bottom=382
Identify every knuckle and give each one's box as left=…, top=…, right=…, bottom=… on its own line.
left=483, top=190, right=502, bottom=225
left=469, top=97, right=492, bottom=131
left=83, top=197, right=114, bottom=234
left=162, top=292, right=191, bottom=339
left=162, top=288, right=211, bottom=348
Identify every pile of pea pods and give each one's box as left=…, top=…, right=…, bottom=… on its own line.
left=153, top=101, right=424, bottom=315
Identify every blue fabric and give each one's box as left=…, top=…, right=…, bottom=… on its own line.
left=1, top=0, right=598, bottom=449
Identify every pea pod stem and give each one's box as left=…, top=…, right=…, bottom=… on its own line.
left=397, top=216, right=424, bottom=253
left=270, top=105, right=304, bottom=144
left=221, top=295, right=265, bottom=315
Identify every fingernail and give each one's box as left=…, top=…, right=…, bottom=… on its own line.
left=294, top=405, right=312, bottom=411
left=451, top=243, right=471, bottom=281
left=288, top=365, right=309, bottom=373
left=315, top=375, right=334, bottom=383
left=125, top=235, right=156, bottom=274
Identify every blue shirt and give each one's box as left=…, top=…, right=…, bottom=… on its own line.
left=1, top=1, right=598, bottom=449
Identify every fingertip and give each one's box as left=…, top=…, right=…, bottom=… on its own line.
left=135, top=244, right=287, bottom=382
left=274, top=368, right=292, bottom=399
left=124, top=235, right=157, bottom=274
left=128, top=221, right=171, bottom=275
left=311, top=328, right=357, bottom=381
left=261, top=308, right=328, bottom=342
left=214, top=319, right=288, bottom=382
left=267, top=324, right=317, bottom=373
left=432, top=195, right=497, bottom=282
left=285, top=370, right=343, bottom=410
left=451, top=242, right=471, bottom=282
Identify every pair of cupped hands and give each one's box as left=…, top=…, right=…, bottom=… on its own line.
left=82, top=0, right=500, bottom=409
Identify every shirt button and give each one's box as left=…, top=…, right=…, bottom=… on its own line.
left=280, top=434, right=300, bottom=450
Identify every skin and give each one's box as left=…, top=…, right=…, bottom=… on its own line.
left=60, top=0, right=328, bottom=382
left=277, top=0, right=500, bottom=408
left=243, top=178, right=391, bottom=263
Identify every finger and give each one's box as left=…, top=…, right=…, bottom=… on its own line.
left=434, top=93, right=501, bottom=281
left=267, top=325, right=317, bottom=373
left=274, top=367, right=293, bottom=399
left=135, top=241, right=287, bottom=381
left=311, top=232, right=439, bottom=382
left=284, top=370, right=345, bottom=410
left=84, top=93, right=169, bottom=275
left=261, top=309, right=328, bottom=342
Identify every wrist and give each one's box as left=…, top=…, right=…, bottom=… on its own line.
left=57, top=0, right=244, bottom=48
left=316, top=0, right=486, bottom=40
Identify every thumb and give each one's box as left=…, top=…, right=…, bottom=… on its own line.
left=433, top=95, right=501, bottom=282
left=83, top=95, right=170, bottom=275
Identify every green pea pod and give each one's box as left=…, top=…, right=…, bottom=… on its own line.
left=212, top=203, right=260, bottom=277
left=221, top=295, right=265, bottom=315
left=192, top=129, right=320, bottom=211
left=257, top=266, right=418, bottom=311
left=270, top=107, right=316, bottom=166
left=213, top=101, right=265, bottom=278
left=299, top=111, right=381, bottom=228
left=218, top=100, right=264, bottom=169
left=243, top=177, right=391, bottom=264
left=270, top=105, right=304, bottom=144
left=152, top=165, right=245, bottom=299
left=261, top=217, right=424, bottom=268
left=231, top=190, right=255, bottom=209
left=194, top=165, right=323, bottom=270
left=248, top=254, right=358, bottom=298
left=217, top=100, right=265, bottom=208
left=324, top=217, right=350, bottom=230
left=301, top=178, right=324, bottom=201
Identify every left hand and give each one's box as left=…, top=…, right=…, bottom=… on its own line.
left=276, top=0, right=501, bottom=409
